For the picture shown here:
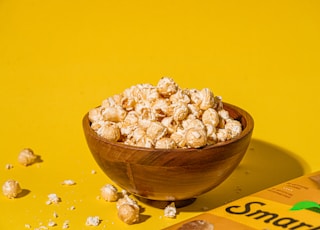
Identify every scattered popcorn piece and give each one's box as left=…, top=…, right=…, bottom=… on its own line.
left=85, top=216, right=100, bottom=226
left=164, top=202, right=177, bottom=218
left=100, top=184, right=118, bottom=202
left=118, top=203, right=140, bottom=225
left=53, top=211, right=59, bottom=218
left=18, top=148, right=37, bottom=166
left=116, top=195, right=140, bottom=224
left=62, top=220, right=69, bottom=229
left=47, top=220, right=56, bottom=227
left=116, top=195, right=139, bottom=209
left=5, top=164, right=13, bottom=170
left=61, top=179, right=76, bottom=186
left=46, top=193, right=61, bottom=205
left=2, top=179, right=22, bottom=199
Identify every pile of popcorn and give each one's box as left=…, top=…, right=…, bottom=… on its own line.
left=88, top=77, right=242, bottom=149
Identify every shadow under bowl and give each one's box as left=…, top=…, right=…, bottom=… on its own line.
left=82, top=102, right=254, bottom=208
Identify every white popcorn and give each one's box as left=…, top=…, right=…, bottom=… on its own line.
left=155, top=137, right=177, bottom=149
left=85, top=216, right=100, bottom=226
left=47, top=220, right=56, bottom=227
left=61, top=179, right=76, bottom=186
left=18, top=148, right=37, bottom=166
left=2, top=179, right=22, bottom=199
left=164, top=202, right=177, bottom=218
left=202, top=108, right=220, bottom=127
left=185, top=128, right=207, bottom=148
left=146, top=121, right=167, bottom=142
left=157, top=77, right=178, bottom=97
left=100, top=184, right=118, bottom=202
left=225, top=119, right=242, bottom=138
left=116, top=195, right=140, bottom=225
left=199, top=88, right=215, bottom=110
left=46, top=193, right=60, bottom=205
left=62, top=220, right=69, bottom=229
left=89, top=77, right=242, bottom=148
left=97, top=122, right=121, bottom=142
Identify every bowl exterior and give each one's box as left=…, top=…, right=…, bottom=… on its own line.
left=83, top=103, right=254, bottom=201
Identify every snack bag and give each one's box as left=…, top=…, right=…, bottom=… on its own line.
left=165, top=171, right=320, bottom=229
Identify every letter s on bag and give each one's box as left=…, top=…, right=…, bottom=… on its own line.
left=225, top=201, right=266, bottom=215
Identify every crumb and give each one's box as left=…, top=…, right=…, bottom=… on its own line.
left=91, top=170, right=96, bottom=174
left=85, top=216, right=100, bottom=226
left=62, top=220, right=69, bottom=229
left=5, top=164, right=13, bottom=170
left=47, top=220, right=56, bottom=227
left=24, top=224, right=31, bottom=228
left=46, top=193, right=61, bottom=205
left=69, top=206, right=75, bottom=210
left=53, top=211, right=58, bottom=218
left=61, top=179, right=76, bottom=186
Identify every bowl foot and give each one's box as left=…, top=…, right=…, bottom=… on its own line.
left=135, top=197, right=196, bottom=209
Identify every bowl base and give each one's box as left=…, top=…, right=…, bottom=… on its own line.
left=135, top=196, right=196, bottom=209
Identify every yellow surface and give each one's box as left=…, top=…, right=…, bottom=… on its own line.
left=0, top=0, right=320, bottom=229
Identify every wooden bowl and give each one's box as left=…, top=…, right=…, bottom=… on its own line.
left=82, top=103, right=254, bottom=208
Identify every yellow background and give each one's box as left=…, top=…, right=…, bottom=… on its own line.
left=0, top=0, right=319, bottom=229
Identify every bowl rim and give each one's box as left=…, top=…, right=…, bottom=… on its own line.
left=82, top=102, right=254, bottom=153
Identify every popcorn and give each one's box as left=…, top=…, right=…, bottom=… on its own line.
left=61, top=179, right=76, bottom=185
left=85, top=216, right=100, bottom=226
left=2, top=179, right=22, bottom=199
left=100, top=184, right=118, bottom=202
left=18, top=148, right=37, bottom=166
left=116, top=195, right=140, bottom=224
left=46, top=193, right=61, bottom=205
left=62, top=220, right=69, bottom=229
left=89, top=77, right=242, bottom=148
left=164, top=202, right=177, bottom=218
left=47, top=220, right=56, bottom=227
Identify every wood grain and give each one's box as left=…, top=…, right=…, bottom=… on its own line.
left=82, top=102, right=254, bottom=204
